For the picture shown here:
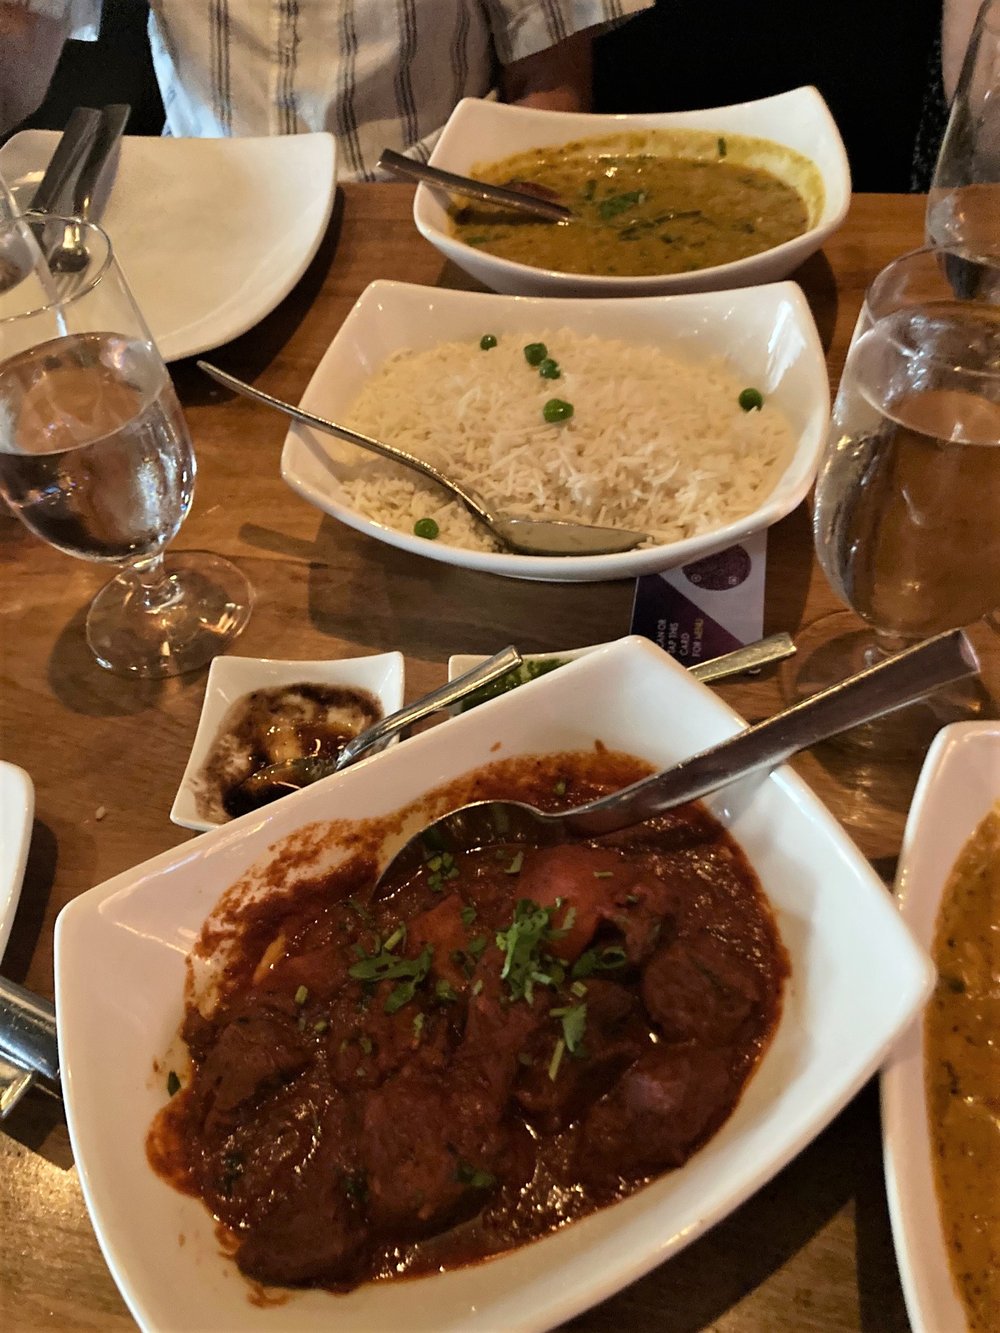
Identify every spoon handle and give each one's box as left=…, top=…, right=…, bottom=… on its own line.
left=566, top=629, right=980, bottom=835
left=378, top=147, right=572, bottom=222
left=196, top=361, right=497, bottom=528
left=0, top=975, right=58, bottom=1086
left=335, top=645, right=523, bottom=771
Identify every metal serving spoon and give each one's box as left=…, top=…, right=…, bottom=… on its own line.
left=198, top=362, right=649, bottom=557
left=374, top=628, right=980, bottom=894
left=378, top=147, right=573, bottom=223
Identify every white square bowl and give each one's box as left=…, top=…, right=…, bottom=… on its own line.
left=414, top=90, right=851, bottom=297
left=280, top=278, right=829, bottom=583
left=57, top=635, right=931, bottom=1332
left=881, top=721, right=1000, bottom=1333
left=169, top=651, right=405, bottom=832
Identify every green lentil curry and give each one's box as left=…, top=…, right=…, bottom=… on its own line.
left=451, top=129, right=821, bottom=277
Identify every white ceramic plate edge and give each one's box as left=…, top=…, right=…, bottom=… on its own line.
left=881, top=720, right=1000, bottom=1333
left=0, top=761, right=33, bottom=960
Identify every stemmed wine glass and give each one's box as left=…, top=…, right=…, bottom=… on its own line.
left=796, top=244, right=1000, bottom=748
left=0, top=213, right=252, bottom=677
left=928, top=0, right=1000, bottom=260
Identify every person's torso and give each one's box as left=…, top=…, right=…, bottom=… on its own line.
left=147, top=0, right=497, bottom=177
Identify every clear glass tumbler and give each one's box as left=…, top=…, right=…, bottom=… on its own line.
left=0, top=214, right=253, bottom=677
left=801, top=245, right=1000, bottom=745
left=927, top=0, right=1000, bottom=260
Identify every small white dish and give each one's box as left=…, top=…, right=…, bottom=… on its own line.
left=57, top=635, right=931, bottom=1332
left=881, top=720, right=1000, bottom=1333
left=0, top=132, right=336, bottom=361
left=0, top=761, right=33, bottom=960
left=281, top=279, right=828, bottom=584
left=169, top=652, right=405, bottom=832
left=415, top=90, right=850, bottom=297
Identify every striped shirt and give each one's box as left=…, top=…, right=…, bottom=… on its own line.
left=51, top=1, right=652, bottom=180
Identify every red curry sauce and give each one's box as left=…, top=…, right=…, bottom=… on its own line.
left=149, top=750, right=788, bottom=1291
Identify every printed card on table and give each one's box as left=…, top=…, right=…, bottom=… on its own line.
left=630, top=532, right=767, bottom=668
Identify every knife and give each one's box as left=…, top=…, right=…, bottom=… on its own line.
left=29, top=105, right=102, bottom=215
left=72, top=103, right=131, bottom=223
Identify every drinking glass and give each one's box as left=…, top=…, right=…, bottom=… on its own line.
left=927, top=0, right=1000, bottom=259
left=800, top=246, right=1000, bottom=744
left=0, top=214, right=253, bottom=677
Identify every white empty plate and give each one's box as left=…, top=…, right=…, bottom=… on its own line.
left=0, top=132, right=336, bottom=361
left=0, top=761, right=33, bottom=960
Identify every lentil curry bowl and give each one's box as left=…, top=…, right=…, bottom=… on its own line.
left=450, top=129, right=823, bottom=278
left=148, top=748, right=788, bottom=1293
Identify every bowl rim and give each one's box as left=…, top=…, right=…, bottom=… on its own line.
left=881, top=719, right=1000, bottom=1333
left=57, top=635, right=932, bottom=1332
left=279, top=278, right=830, bottom=582
left=414, top=87, right=852, bottom=291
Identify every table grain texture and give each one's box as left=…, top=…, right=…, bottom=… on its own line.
left=1, top=185, right=997, bottom=1332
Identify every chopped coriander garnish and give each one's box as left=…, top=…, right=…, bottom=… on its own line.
left=625, top=893, right=639, bottom=905
left=472, top=978, right=484, bottom=996
left=313, top=1017, right=329, bottom=1034
left=294, top=985, right=309, bottom=1005
left=548, top=1038, right=566, bottom=1081
left=166, top=1070, right=181, bottom=1097
left=571, top=943, right=628, bottom=978
left=456, top=1160, right=496, bottom=1189
left=435, top=978, right=459, bottom=1004
left=570, top=980, right=588, bottom=998
left=467, top=935, right=488, bottom=959
left=383, top=924, right=406, bottom=952
left=505, top=850, right=524, bottom=875
left=412, top=1012, right=426, bottom=1039
left=350, top=942, right=433, bottom=1014
left=593, top=870, right=614, bottom=879
left=460, top=904, right=478, bottom=928
left=553, top=779, right=567, bottom=796
left=496, top=898, right=573, bottom=1003
left=550, top=1001, right=587, bottom=1053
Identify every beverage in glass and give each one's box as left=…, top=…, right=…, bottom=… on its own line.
left=0, top=214, right=252, bottom=676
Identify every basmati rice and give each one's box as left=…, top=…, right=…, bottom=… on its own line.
left=337, top=330, right=794, bottom=552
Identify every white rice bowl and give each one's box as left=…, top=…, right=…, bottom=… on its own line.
left=279, top=281, right=830, bottom=584
left=340, top=330, right=793, bottom=552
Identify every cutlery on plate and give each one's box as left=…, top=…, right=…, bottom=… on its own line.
left=378, top=147, right=573, bottom=223
left=49, top=103, right=131, bottom=275
left=28, top=106, right=102, bottom=216
left=374, top=628, right=980, bottom=893
left=197, top=361, right=650, bottom=557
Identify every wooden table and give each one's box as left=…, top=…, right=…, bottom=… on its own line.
left=1, top=186, right=997, bottom=1331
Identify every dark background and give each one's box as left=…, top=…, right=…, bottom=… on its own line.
left=16, top=0, right=945, bottom=191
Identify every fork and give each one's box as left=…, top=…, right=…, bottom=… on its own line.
left=45, top=104, right=131, bottom=292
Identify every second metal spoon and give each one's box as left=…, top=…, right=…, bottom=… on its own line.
left=198, top=362, right=649, bottom=557
left=378, top=147, right=573, bottom=222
